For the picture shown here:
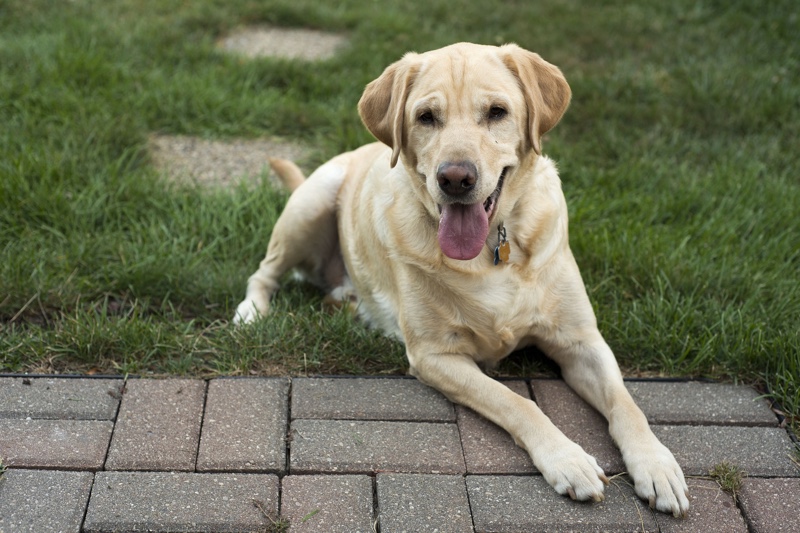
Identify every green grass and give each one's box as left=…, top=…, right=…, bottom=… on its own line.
left=708, top=461, right=746, bottom=502
left=0, top=1, right=798, bottom=428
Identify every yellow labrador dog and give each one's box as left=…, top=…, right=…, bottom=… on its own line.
left=235, top=42, right=689, bottom=516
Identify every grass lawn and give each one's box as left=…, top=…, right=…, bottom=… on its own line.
left=1, top=1, right=798, bottom=427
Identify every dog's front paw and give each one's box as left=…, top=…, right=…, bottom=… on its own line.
left=624, top=439, right=689, bottom=517
left=536, top=440, right=609, bottom=502
left=232, top=298, right=267, bottom=325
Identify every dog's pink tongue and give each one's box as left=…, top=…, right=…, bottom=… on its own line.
left=437, top=203, right=489, bottom=260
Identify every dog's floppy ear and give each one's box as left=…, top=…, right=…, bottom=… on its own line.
left=501, top=44, right=571, bottom=155
left=358, top=53, right=419, bottom=168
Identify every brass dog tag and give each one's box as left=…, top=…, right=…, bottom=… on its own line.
left=494, top=225, right=511, bottom=265
left=498, top=240, right=510, bottom=262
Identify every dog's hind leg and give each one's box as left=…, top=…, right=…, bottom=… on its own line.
left=233, top=159, right=347, bottom=324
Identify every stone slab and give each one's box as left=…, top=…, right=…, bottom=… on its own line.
left=652, top=425, right=799, bottom=476
left=149, top=134, right=311, bottom=188
left=105, top=378, right=205, bottom=471
left=377, top=473, right=474, bottom=533
left=217, top=26, right=347, bottom=61
left=467, top=474, right=657, bottom=532
left=0, top=377, right=122, bottom=420
left=531, top=379, right=625, bottom=474
left=738, top=477, right=800, bottom=532
left=197, top=378, right=288, bottom=474
left=626, top=381, right=776, bottom=426
left=83, top=471, right=279, bottom=533
left=655, top=478, right=747, bottom=532
left=281, top=475, right=374, bottom=532
left=457, top=380, right=536, bottom=474
left=0, top=419, right=112, bottom=470
left=0, top=468, right=94, bottom=533
left=290, top=419, right=465, bottom=474
left=291, top=377, right=455, bottom=421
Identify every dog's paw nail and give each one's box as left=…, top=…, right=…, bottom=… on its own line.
left=648, top=496, right=656, bottom=509
left=567, top=487, right=577, bottom=500
left=592, top=492, right=604, bottom=502
left=600, top=473, right=610, bottom=486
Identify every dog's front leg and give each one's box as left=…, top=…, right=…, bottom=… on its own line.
left=410, top=351, right=608, bottom=502
left=543, top=333, right=690, bottom=517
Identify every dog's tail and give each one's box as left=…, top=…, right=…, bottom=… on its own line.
left=268, top=157, right=306, bottom=192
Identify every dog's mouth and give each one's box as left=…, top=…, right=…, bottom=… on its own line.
left=437, top=166, right=509, bottom=261
left=483, top=166, right=507, bottom=220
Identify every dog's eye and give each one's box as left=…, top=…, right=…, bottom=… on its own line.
left=488, top=106, right=507, bottom=120
left=418, top=111, right=435, bottom=125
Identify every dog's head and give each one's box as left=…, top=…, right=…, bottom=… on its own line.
left=358, top=43, right=571, bottom=260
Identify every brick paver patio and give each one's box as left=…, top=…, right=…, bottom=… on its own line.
left=0, top=375, right=797, bottom=532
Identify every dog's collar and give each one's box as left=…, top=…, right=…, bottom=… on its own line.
left=493, top=224, right=510, bottom=265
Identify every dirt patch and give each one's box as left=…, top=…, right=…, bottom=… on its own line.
left=148, top=134, right=311, bottom=188
left=217, top=26, right=347, bottom=61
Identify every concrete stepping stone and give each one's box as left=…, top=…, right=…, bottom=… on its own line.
left=149, top=134, right=310, bottom=188
left=217, top=26, right=347, bottom=61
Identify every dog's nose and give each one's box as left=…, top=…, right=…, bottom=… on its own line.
left=437, top=162, right=477, bottom=196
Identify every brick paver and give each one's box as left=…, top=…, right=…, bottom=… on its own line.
left=197, top=377, right=288, bottom=474
left=738, top=477, right=800, bottom=532
left=377, top=473, right=473, bottom=532
left=0, top=377, right=122, bottom=420
left=652, top=425, right=799, bottom=476
left=626, top=381, right=777, bottom=426
left=0, top=419, right=112, bottom=470
left=83, top=472, right=279, bottom=532
left=105, top=378, right=205, bottom=471
left=655, top=479, right=747, bottom=532
left=289, top=419, right=465, bottom=474
left=531, top=379, right=626, bottom=474
left=281, top=475, right=373, bottom=532
left=0, top=469, right=94, bottom=533
left=457, top=380, right=536, bottom=474
left=292, top=377, right=455, bottom=421
left=0, top=375, right=796, bottom=532
left=467, top=474, right=658, bottom=532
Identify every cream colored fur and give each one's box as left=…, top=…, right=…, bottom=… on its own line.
left=235, top=43, right=689, bottom=516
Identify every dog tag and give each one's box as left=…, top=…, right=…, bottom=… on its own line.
left=498, top=240, right=510, bottom=262
left=494, top=224, right=511, bottom=265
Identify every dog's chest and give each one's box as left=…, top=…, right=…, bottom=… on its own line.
left=357, top=264, right=547, bottom=362
left=454, top=270, right=544, bottom=359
